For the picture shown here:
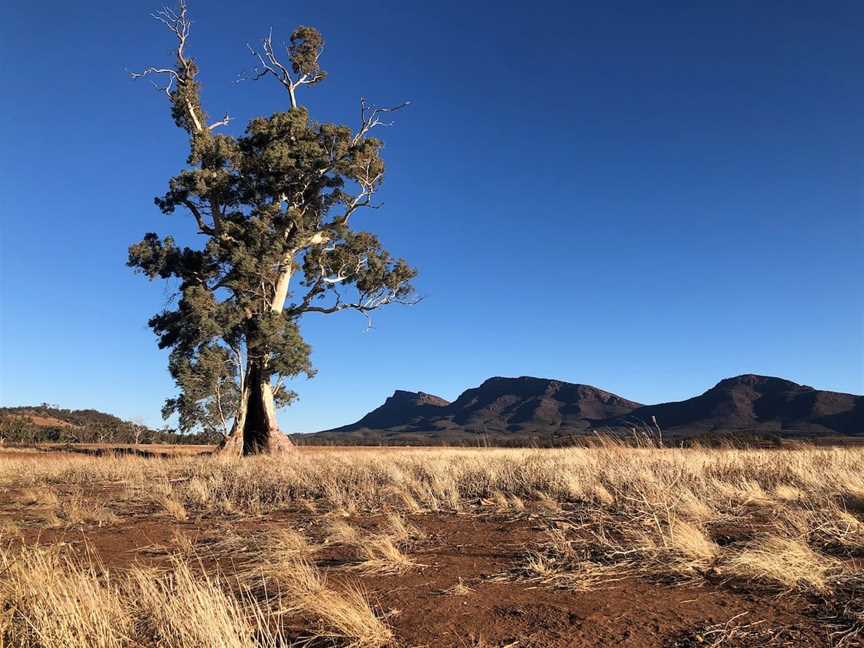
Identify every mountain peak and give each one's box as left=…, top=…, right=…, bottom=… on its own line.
left=388, top=390, right=450, bottom=407
left=713, top=374, right=811, bottom=392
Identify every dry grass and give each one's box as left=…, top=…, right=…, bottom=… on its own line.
left=277, top=558, right=393, bottom=647
left=324, top=515, right=416, bottom=574
left=0, top=546, right=131, bottom=648
left=270, top=526, right=313, bottom=557
left=720, top=535, right=840, bottom=593
left=673, top=612, right=804, bottom=648
left=0, top=543, right=391, bottom=648
left=129, top=558, right=279, bottom=648
left=0, top=518, right=20, bottom=538
left=444, top=577, right=475, bottom=596
left=56, top=492, right=119, bottom=527
left=17, top=487, right=60, bottom=508
left=3, top=444, right=862, bottom=518
left=326, top=518, right=361, bottom=545
left=159, top=495, right=190, bottom=521
left=1, top=444, right=863, bottom=644
left=383, top=512, right=424, bottom=543
left=355, top=534, right=415, bottom=575
left=520, top=533, right=628, bottom=592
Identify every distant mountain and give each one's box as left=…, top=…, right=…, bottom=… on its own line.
left=444, top=377, right=641, bottom=430
left=306, top=374, right=863, bottom=444
left=350, top=390, right=450, bottom=429
left=610, top=374, right=864, bottom=438
left=309, top=376, right=643, bottom=443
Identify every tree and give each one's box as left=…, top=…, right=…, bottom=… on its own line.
left=128, top=3, right=417, bottom=455
left=131, top=417, right=148, bottom=445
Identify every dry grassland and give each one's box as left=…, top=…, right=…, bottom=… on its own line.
left=0, top=443, right=862, bottom=647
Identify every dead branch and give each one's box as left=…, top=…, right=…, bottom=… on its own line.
left=354, top=98, right=411, bottom=145
left=130, top=1, right=233, bottom=132
left=244, top=29, right=326, bottom=109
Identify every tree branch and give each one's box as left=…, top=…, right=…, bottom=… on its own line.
left=353, top=97, right=411, bottom=145
left=244, top=29, right=327, bottom=109
left=208, top=113, right=233, bottom=130
left=245, top=31, right=299, bottom=109
left=128, top=67, right=180, bottom=98
left=131, top=1, right=234, bottom=135
left=289, top=281, right=419, bottom=319
left=152, top=2, right=191, bottom=66
left=181, top=199, right=215, bottom=235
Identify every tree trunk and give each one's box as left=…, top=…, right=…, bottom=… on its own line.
left=221, top=361, right=293, bottom=456
left=222, top=259, right=299, bottom=457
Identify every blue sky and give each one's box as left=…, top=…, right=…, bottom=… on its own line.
left=1, top=0, right=862, bottom=432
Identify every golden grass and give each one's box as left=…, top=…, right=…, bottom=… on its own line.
left=720, top=535, right=840, bottom=592
left=355, top=534, right=415, bottom=575
left=1, top=444, right=863, bottom=642
left=270, top=526, right=313, bottom=557
left=326, top=518, right=361, bottom=545
left=2, top=444, right=862, bottom=519
left=129, top=558, right=279, bottom=648
left=277, top=558, right=393, bottom=647
left=664, top=519, right=720, bottom=563
left=0, top=546, right=131, bottom=648
left=17, top=487, right=59, bottom=508
left=0, top=543, right=392, bottom=648
left=324, top=515, right=417, bottom=574
left=383, top=512, right=424, bottom=543
left=159, top=495, right=190, bottom=521
left=57, top=492, right=119, bottom=527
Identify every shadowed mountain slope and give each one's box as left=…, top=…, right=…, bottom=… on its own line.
left=350, top=390, right=450, bottom=429
left=307, top=374, right=863, bottom=444
left=611, top=374, right=864, bottom=438
left=310, top=376, right=643, bottom=443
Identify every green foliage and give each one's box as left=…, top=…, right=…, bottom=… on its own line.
left=162, top=345, right=239, bottom=437
left=128, top=9, right=417, bottom=436
left=288, top=26, right=327, bottom=80
left=170, top=59, right=205, bottom=131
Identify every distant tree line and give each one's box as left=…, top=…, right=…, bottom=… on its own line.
left=0, top=405, right=216, bottom=446
left=292, top=430, right=810, bottom=449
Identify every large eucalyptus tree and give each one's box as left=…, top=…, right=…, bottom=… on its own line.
left=129, top=2, right=416, bottom=454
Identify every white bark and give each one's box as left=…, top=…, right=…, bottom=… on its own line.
left=271, top=259, right=294, bottom=314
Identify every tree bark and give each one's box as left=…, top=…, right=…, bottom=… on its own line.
left=222, top=258, right=299, bottom=457
left=221, top=361, right=293, bottom=456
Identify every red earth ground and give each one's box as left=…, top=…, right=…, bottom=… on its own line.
left=0, top=446, right=854, bottom=647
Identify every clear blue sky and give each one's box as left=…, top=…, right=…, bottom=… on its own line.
left=1, top=1, right=862, bottom=432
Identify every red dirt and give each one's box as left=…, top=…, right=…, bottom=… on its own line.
left=2, top=499, right=833, bottom=647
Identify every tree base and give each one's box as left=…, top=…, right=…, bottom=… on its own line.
left=220, top=428, right=294, bottom=456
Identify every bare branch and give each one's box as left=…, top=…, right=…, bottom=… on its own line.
left=129, top=67, right=179, bottom=80
left=208, top=113, right=233, bottom=130
left=354, top=98, right=411, bottom=145
left=129, top=2, right=193, bottom=107
left=245, top=30, right=299, bottom=108
left=243, top=29, right=327, bottom=109
left=128, top=67, right=179, bottom=97
left=131, top=1, right=231, bottom=139
left=151, top=1, right=191, bottom=66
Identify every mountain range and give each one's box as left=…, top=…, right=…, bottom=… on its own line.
left=306, top=374, right=864, bottom=444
